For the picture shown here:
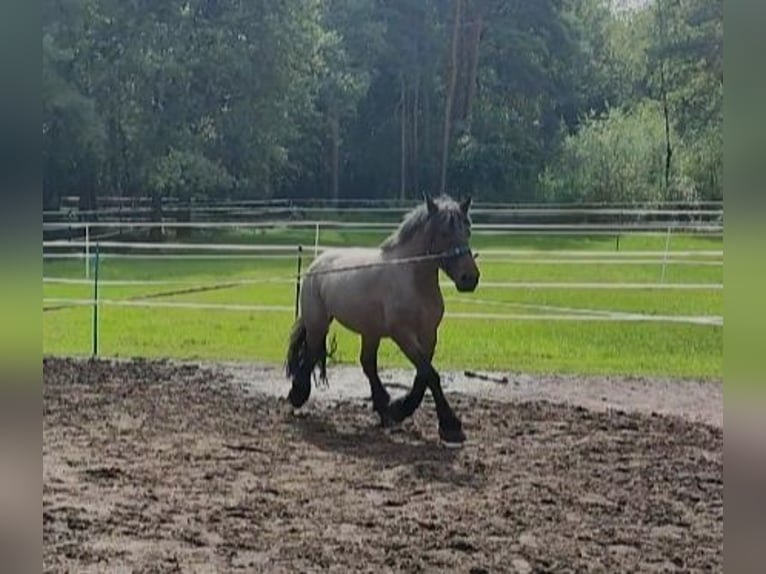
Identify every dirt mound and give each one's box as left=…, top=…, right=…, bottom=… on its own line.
left=43, top=357, right=722, bottom=572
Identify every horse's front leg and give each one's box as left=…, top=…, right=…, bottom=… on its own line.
left=386, top=370, right=428, bottom=425
left=386, top=327, right=435, bottom=424
left=425, top=367, right=465, bottom=447
left=389, top=330, right=465, bottom=446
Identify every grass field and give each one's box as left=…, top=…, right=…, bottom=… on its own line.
left=43, top=230, right=723, bottom=379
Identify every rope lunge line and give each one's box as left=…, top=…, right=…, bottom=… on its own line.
left=299, top=245, right=473, bottom=280
left=44, top=245, right=475, bottom=314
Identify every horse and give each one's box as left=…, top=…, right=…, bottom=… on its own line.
left=285, top=193, right=480, bottom=446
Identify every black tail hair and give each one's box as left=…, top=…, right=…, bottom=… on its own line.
left=285, top=318, right=308, bottom=379
left=285, top=318, right=337, bottom=387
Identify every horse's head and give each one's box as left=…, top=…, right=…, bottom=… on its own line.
left=424, top=193, right=480, bottom=293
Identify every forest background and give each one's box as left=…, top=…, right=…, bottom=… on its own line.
left=42, top=0, right=723, bottom=210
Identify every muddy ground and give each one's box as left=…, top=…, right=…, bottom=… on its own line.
left=43, top=358, right=722, bottom=573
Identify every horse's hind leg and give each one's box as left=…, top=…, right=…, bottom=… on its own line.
left=360, top=336, right=391, bottom=425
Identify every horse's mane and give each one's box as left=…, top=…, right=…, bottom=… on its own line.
left=380, top=196, right=459, bottom=252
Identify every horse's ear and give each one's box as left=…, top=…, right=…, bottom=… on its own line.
left=423, top=192, right=438, bottom=215
left=459, top=195, right=472, bottom=214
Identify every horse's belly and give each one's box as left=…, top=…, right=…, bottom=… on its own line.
left=320, top=273, right=388, bottom=336
left=328, top=292, right=386, bottom=335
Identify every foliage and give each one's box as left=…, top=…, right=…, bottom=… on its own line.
left=42, top=0, right=722, bottom=208
left=148, top=149, right=233, bottom=199
left=540, top=0, right=723, bottom=203
left=539, top=100, right=694, bottom=203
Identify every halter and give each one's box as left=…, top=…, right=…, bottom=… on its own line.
left=427, top=243, right=473, bottom=272
left=441, top=244, right=472, bottom=259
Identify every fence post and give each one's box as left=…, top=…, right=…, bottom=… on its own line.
left=294, top=245, right=303, bottom=320
left=92, top=242, right=100, bottom=356
left=314, top=222, right=320, bottom=258
left=660, top=226, right=671, bottom=284
left=84, top=223, right=90, bottom=279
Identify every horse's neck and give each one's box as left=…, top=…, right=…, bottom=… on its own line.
left=382, top=230, right=430, bottom=259
left=383, top=236, right=441, bottom=292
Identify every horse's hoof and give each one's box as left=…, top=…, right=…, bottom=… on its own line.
left=380, top=414, right=402, bottom=432
left=439, top=426, right=466, bottom=448
left=440, top=439, right=465, bottom=449
left=291, top=406, right=309, bottom=417
left=386, top=401, right=408, bottom=425
left=287, top=385, right=310, bottom=409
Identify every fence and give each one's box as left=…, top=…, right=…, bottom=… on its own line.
left=43, top=213, right=724, bottom=358
left=45, top=196, right=724, bottom=214
left=43, top=199, right=723, bottom=248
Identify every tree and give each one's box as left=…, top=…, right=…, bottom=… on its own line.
left=42, top=0, right=721, bottom=207
left=539, top=100, right=689, bottom=204
left=43, top=30, right=106, bottom=210
left=646, top=0, right=723, bottom=198
left=439, top=0, right=462, bottom=196
left=316, top=0, right=381, bottom=201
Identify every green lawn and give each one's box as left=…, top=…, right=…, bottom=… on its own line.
left=43, top=231, right=723, bottom=379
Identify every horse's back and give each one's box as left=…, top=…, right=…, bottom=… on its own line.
left=303, top=247, right=394, bottom=335
left=310, top=246, right=378, bottom=267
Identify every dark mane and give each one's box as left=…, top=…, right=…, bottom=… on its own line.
left=380, top=195, right=462, bottom=252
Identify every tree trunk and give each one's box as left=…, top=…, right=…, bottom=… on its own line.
left=454, top=26, right=467, bottom=124
left=453, top=1, right=483, bottom=126
left=464, top=10, right=484, bottom=129
left=149, top=190, right=163, bottom=241
left=330, top=109, right=340, bottom=202
left=661, top=69, right=673, bottom=191
left=399, top=75, right=407, bottom=201
left=423, top=75, right=432, bottom=190
left=656, top=0, right=673, bottom=193
left=440, top=0, right=462, bottom=195
left=177, top=198, right=192, bottom=240
left=78, top=182, right=97, bottom=215
left=411, top=74, right=420, bottom=196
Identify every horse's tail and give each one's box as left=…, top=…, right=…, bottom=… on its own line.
left=285, top=317, right=308, bottom=379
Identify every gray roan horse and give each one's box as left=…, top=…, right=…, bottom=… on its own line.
left=285, top=193, right=480, bottom=446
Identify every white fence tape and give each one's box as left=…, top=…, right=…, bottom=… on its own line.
left=43, top=220, right=722, bottom=231
left=42, top=297, right=722, bottom=326
left=43, top=241, right=723, bottom=258
left=43, top=252, right=723, bottom=265
left=44, top=205, right=723, bottom=216
left=43, top=276, right=723, bottom=290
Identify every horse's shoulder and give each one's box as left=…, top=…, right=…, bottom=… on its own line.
left=325, top=247, right=380, bottom=262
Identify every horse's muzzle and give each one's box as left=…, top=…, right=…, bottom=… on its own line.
left=456, top=272, right=479, bottom=292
